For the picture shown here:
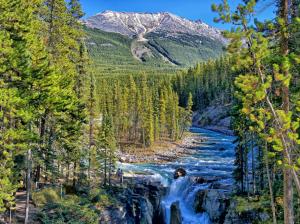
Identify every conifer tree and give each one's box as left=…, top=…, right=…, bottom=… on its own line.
left=0, top=0, right=58, bottom=218
left=159, top=90, right=167, bottom=139
left=96, top=114, right=117, bottom=187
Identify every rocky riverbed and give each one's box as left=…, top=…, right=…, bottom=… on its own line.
left=116, top=134, right=207, bottom=164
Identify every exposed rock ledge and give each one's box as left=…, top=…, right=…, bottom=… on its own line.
left=193, top=103, right=234, bottom=136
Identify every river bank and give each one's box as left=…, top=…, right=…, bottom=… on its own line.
left=116, top=133, right=207, bottom=164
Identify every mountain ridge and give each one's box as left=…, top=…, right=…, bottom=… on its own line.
left=83, top=10, right=225, bottom=43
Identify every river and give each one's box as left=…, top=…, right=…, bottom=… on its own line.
left=119, top=127, right=236, bottom=224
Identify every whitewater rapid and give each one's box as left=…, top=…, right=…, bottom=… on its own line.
left=119, top=127, right=236, bottom=224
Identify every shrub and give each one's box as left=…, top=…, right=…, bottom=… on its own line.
left=37, top=200, right=98, bottom=224
left=88, top=188, right=116, bottom=208
left=32, top=188, right=61, bottom=207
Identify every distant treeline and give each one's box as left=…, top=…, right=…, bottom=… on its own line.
left=94, top=74, right=193, bottom=148
left=174, top=57, right=235, bottom=110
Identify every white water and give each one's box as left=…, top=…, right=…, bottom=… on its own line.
left=119, top=127, right=236, bottom=224
left=162, top=176, right=211, bottom=224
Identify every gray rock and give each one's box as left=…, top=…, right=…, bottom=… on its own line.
left=174, top=168, right=187, bottom=179
left=140, top=197, right=153, bottom=224
left=194, top=189, right=229, bottom=223
left=192, top=176, right=221, bottom=184
left=170, top=201, right=182, bottom=224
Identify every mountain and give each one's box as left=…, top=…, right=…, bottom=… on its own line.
left=83, top=11, right=225, bottom=75
left=84, top=11, right=225, bottom=42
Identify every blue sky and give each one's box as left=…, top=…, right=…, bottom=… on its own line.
left=80, top=0, right=276, bottom=30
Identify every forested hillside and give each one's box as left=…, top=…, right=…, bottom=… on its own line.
left=86, top=28, right=178, bottom=76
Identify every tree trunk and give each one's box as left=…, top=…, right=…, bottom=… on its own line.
left=265, top=145, right=277, bottom=224
left=280, top=1, right=294, bottom=223
left=251, top=135, right=256, bottom=195
left=73, top=162, right=77, bottom=187
left=142, top=128, right=145, bottom=148
left=25, top=149, right=32, bottom=224
left=241, top=146, right=244, bottom=193
left=104, top=149, right=107, bottom=186
left=66, top=163, right=70, bottom=184
left=284, top=165, right=294, bottom=224
left=259, top=147, right=264, bottom=191
left=108, top=157, right=111, bottom=187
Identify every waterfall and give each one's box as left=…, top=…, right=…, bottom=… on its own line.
left=119, top=127, right=236, bottom=224
left=162, top=176, right=211, bottom=224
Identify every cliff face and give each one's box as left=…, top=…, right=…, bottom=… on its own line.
left=193, top=104, right=233, bottom=135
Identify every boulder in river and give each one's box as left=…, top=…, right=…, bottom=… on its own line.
left=192, top=176, right=221, bottom=184
left=170, top=201, right=182, bottom=224
left=174, top=168, right=187, bottom=179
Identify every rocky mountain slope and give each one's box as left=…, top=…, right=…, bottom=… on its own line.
left=84, top=11, right=225, bottom=69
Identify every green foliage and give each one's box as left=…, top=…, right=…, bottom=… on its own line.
left=88, top=188, right=116, bottom=208
left=174, top=56, right=235, bottom=110
left=0, top=0, right=89, bottom=214
left=0, top=0, right=51, bottom=211
left=32, top=188, right=61, bottom=207
left=95, top=74, right=189, bottom=149
left=234, top=196, right=269, bottom=214
left=37, top=197, right=98, bottom=224
left=34, top=187, right=121, bottom=223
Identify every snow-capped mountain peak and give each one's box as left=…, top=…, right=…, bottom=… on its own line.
left=83, top=11, right=225, bottom=43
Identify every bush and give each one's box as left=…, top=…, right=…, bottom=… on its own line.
left=32, top=188, right=61, bottom=207
left=37, top=199, right=98, bottom=224
left=88, top=188, right=116, bottom=208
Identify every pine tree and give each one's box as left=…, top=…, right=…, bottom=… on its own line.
left=96, top=114, right=117, bottom=187
left=128, top=75, right=138, bottom=141
left=87, top=73, right=96, bottom=182
left=159, top=90, right=167, bottom=140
